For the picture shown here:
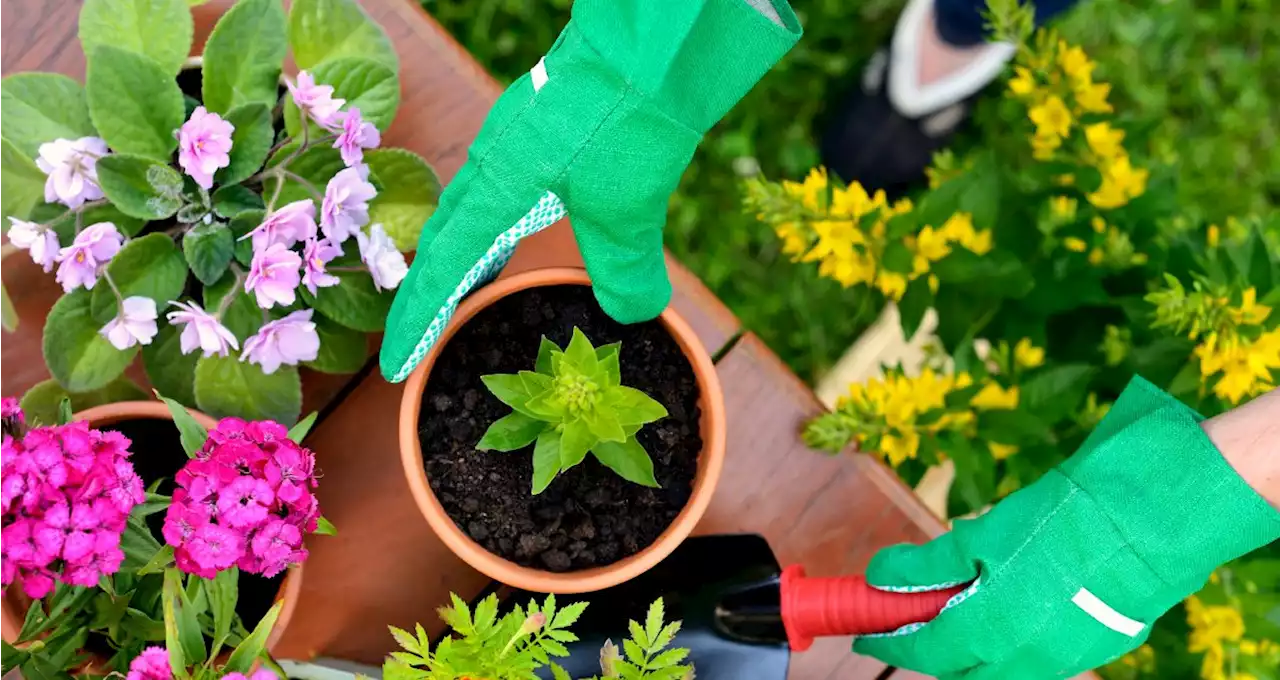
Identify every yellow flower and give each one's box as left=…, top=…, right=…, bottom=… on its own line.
left=1088, top=155, right=1149, bottom=209
left=971, top=382, right=1019, bottom=410
left=988, top=441, right=1019, bottom=460
left=830, top=180, right=883, bottom=219
left=1073, top=78, right=1113, bottom=113
left=783, top=167, right=829, bottom=212
left=1088, top=248, right=1104, bottom=266
left=1239, top=640, right=1258, bottom=656
left=880, top=429, right=920, bottom=467
left=1063, top=237, right=1088, bottom=252
left=1029, top=95, right=1073, bottom=139
left=1014, top=338, right=1046, bottom=368
left=1049, top=196, right=1077, bottom=220
left=1008, top=66, right=1037, bottom=97
left=1031, top=132, right=1062, bottom=160
left=818, top=250, right=877, bottom=288
left=1084, top=122, right=1125, bottom=160
left=1057, top=41, right=1096, bottom=82
left=775, top=222, right=809, bottom=257
left=914, top=226, right=953, bottom=261
left=1196, top=328, right=1280, bottom=403
left=876, top=271, right=908, bottom=300
left=1229, top=287, right=1271, bottom=325
left=1054, top=173, right=1076, bottom=186
left=928, top=274, right=939, bottom=294
left=1207, top=224, right=1221, bottom=248
left=1200, top=643, right=1225, bottom=680
left=1092, top=216, right=1107, bottom=234
left=939, top=213, right=993, bottom=255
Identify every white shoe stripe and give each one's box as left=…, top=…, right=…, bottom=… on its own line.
left=531, top=57, right=549, bottom=92
left=1071, top=588, right=1145, bottom=637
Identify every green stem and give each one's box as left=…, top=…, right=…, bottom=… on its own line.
left=327, top=265, right=367, bottom=273
left=102, top=270, right=126, bottom=318
left=215, top=265, right=246, bottom=320
left=280, top=170, right=324, bottom=202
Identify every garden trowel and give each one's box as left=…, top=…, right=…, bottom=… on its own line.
left=506, top=534, right=965, bottom=680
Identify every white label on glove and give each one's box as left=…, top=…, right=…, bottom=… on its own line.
left=1072, top=588, right=1145, bottom=637
left=531, top=57, right=549, bottom=92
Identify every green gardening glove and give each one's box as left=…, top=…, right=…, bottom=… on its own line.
left=379, top=0, right=802, bottom=383
left=854, top=377, right=1280, bottom=679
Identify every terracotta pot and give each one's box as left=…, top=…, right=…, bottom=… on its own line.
left=0, top=401, right=302, bottom=655
left=399, top=267, right=726, bottom=593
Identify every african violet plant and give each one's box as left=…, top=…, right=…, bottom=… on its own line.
left=0, top=395, right=331, bottom=678
left=0, top=0, right=439, bottom=424
left=478, top=329, right=669, bottom=494
left=384, top=594, right=693, bottom=680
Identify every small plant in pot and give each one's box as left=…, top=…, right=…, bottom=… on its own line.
left=399, top=269, right=726, bottom=593
left=0, top=0, right=439, bottom=424
left=0, top=395, right=332, bottom=676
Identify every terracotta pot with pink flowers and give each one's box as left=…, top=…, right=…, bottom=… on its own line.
left=0, top=396, right=332, bottom=678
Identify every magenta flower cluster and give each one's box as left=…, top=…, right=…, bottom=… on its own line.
left=0, top=399, right=145, bottom=599
left=164, top=418, right=320, bottom=579
left=126, top=647, right=172, bottom=680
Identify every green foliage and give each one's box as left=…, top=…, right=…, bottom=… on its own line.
left=0, top=73, right=97, bottom=158
left=155, top=389, right=210, bottom=457
left=96, top=154, right=185, bottom=220
left=288, top=0, right=399, bottom=71
left=365, top=148, right=441, bottom=251
left=78, top=0, right=194, bottom=77
left=43, top=289, right=137, bottom=392
left=285, top=57, right=400, bottom=134
left=91, top=233, right=188, bottom=324
left=478, top=329, right=668, bottom=494
left=200, top=0, right=287, bottom=114
left=306, top=313, right=370, bottom=373
left=300, top=246, right=395, bottom=332
left=217, top=103, right=274, bottom=186
left=1, top=137, right=47, bottom=221
left=386, top=594, right=690, bottom=680
left=194, top=355, right=303, bottom=425
left=183, top=222, right=236, bottom=286
left=85, top=45, right=184, bottom=160
left=18, top=376, right=147, bottom=426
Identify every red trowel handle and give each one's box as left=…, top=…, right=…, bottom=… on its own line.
left=780, top=565, right=967, bottom=651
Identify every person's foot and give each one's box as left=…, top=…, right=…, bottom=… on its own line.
left=819, top=0, right=1014, bottom=195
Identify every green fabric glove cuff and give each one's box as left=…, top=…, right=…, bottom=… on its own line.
left=1060, top=376, right=1280, bottom=595
left=571, top=0, right=802, bottom=132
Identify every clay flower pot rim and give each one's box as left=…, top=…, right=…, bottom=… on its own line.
left=399, top=267, right=727, bottom=594
left=0, top=401, right=302, bottom=652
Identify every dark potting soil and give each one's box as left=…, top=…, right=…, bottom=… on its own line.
left=106, top=419, right=284, bottom=629
left=418, top=285, right=703, bottom=572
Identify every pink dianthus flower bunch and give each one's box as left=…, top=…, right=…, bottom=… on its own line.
left=164, top=418, right=319, bottom=579
left=1, top=398, right=145, bottom=599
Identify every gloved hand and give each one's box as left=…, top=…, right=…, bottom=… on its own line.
left=380, top=0, right=802, bottom=383
left=854, top=377, right=1280, bottom=679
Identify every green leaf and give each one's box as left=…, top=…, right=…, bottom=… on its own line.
left=477, top=411, right=545, bottom=452
left=552, top=601, right=588, bottom=629
left=201, top=0, right=287, bottom=114
left=183, top=222, right=235, bottom=286
left=155, top=390, right=209, bottom=456
left=162, top=568, right=206, bottom=674
left=364, top=149, right=439, bottom=251
left=286, top=57, right=400, bottom=134
left=564, top=328, right=599, bottom=373
left=194, top=355, right=302, bottom=424
left=301, top=257, right=394, bottom=332
left=535, top=336, right=560, bottom=375
left=605, top=386, right=668, bottom=426
left=523, top=390, right=566, bottom=421
left=79, top=0, right=194, bottom=76
left=591, top=437, right=659, bottom=488
left=143, top=321, right=200, bottom=406
left=287, top=411, right=318, bottom=443
left=288, top=0, right=398, bottom=71
left=19, top=377, right=146, bottom=427
left=597, top=342, right=621, bottom=387
left=897, top=276, right=933, bottom=338
left=881, top=241, right=914, bottom=273
left=946, top=437, right=997, bottom=514
left=520, top=370, right=554, bottom=397
left=229, top=209, right=264, bottom=267
left=1, top=137, right=46, bottom=221
left=202, top=270, right=264, bottom=341
left=205, top=567, right=238, bottom=657
left=531, top=429, right=563, bottom=495
left=265, top=144, right=343, bottom=206
left=225, top=600, right=282, bottom=674
left=96, top=154, right=183, bottom=220
left=2, top=282, right=17, bottom=333
left=624, top=638, right=647, bottom=666
left=388, top=626, right=420, bottom=655
left=481, top=374, right=533, bottom=412
left=120, top=515, right=163, bottom=570
left=0, top=74, right=97, bottom=158
left=86, top=45, right=183, bottom=160
left=57, top=398, right=74, bottom=425
left=305, top=314, right=368, bottom=373
left=931, top=248, right=1034, bottom=298
left=314, top=516, right=337, bottom=535
left=559, top=418, right=595, bottom=469
left=976, top=409, right=1053, bottom=446
left=43, top=289, right=136, bottom=392
left=216, top=103, right=274, bottom=186
left=1019, top=364, right=1097, bottom=423
left=91, top=233, right=188, bottom=324
left=133, top=491, right=171, bottom=517
left=549, top=664, right=572, bottom=680
left=212, top=184, right=265, bottom=219
left=136, top=544, right=176, bottom=575
left=583, top=408, right=625, bottom=443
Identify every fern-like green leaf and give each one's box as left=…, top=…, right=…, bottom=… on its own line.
left=389, top=626, right=422, bottom=656
left=553, top=601, right=589, bottom=629
left=628, top=620, right=649, bottom=649
left=546, top=629, right=579, bottom=643
left=542, top=593, right=557, bottom=629
left=540, top=638, right=570, bottom=657
left=390, top=652, right=422, bottom=666
left=652, top=620, right=681, bottom=650
left=415, top=623, right=431, bottom=655
left=550, top=663, right=573, bottom=680
left=623, top=638, right=647, bottom=667
left=644, top=599, right=665, bottom=647
left=473, top=595, right=498, bottom=635
left=648, top=648, right=690, bottom=669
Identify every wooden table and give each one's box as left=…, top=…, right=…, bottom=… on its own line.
left=2, top=2, right=1095, bottom=679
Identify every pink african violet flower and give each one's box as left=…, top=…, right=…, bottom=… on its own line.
left=356, top=223, right=407, bottom=292
left=245, top=243, right=302, bottom=309
left=7, top=218, right=60, bottom=273
left=127, top=646, right=172, bottom=680
left=1, top=403, right=142, bottom=599
left=178, top=107, right=235, bottom=190
left=245, top=200, right=317, bottom=252
left=320, top=165, right=375, bottom=244
left=167, top=300, right=239, bottom=358
left=301, top=238, right=341, bottom=295
left=36, top=137, right=108, bottom=209
left=286, top=71, right=345, bottom=129
left=164, top=418, right=321, bottom=578
left=100, top=296, right=159, bottom=350
left=241, top=310, right=320, bottom=375
left=333, top=108, right=380, bottom=167
left=55, top=222, right=123, bottom=292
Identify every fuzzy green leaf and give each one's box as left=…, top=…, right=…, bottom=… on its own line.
left=653, top=620, right=682, bottom=650
left=143, top=321, right=200, bottom=405
left=300, top=256, right=394, bottom=332
left=194, top=355, right=302, bottom=425
left=43, top=289, right=136, bottom=392
left=535, top=336, right=560, bottom=375
left=86, top=46, right=183, bottom=160
left=591, top=437, right=659, bottom=488
left=216, top=103, right=274, bottom=185
left=212, top=185, right=264, bottom=219
left=183, top=222, right=235, bottom=286
left=305, top=314, right=369, bottom=374
left=605, top=386, right=669, bottom=426
left=286, top=57, right=400, bottom=134
left=477, top=411, right=545, bottom=452
left=156, top=391, right=209, bottom=457
left=92, top=233, right=189, bottom=324
left=19, top=377, right=146, bottom=427
left=364, top=148, right=439, bottom=251
left=1, top=74, right=96, bottom=158
left=201, top=0, right=287, bottom=114
left=96, top=154, right=183, bottom=220
left=531, top=429, right=563, bottom=495
left=264, top=144, right=342, bottom=206
left=79, top=0, right=194, bottom=76
left=288, top=0, right=398, bottom=71
left=1, top=137, right=47, bottom=221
